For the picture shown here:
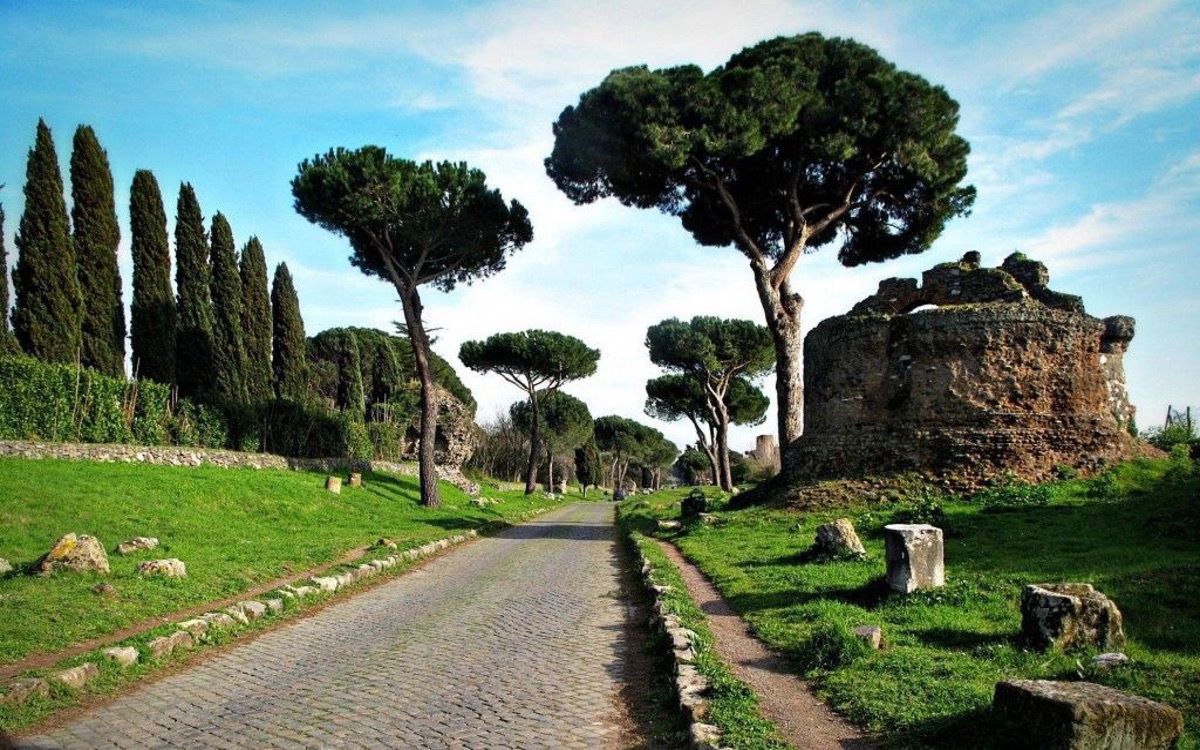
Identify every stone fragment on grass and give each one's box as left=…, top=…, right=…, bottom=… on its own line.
left=657, top=520, right=682, bottom=532
left=52, top=662, right=99, bottom=689
left=992, top=680, right=1183, bottom=750
left=689, top=721, right=722, bottom=750
left=348, top=472, right=363, bottom=487
left=1092, top=652, right=1131, bottom=670
left=275, top=588, right=296, bottom=599
left=36, top=533, right=110, bottom=575
left=883, top=524, right=944, bottom=593
left=92, top=582, right=117, bottom=597
left=264, top=598, right=284, bottom=614
left=336, top=571, right=355, bottom=587
left=376, top=538, right=398, bottom=550
left=1020, top=583, right=1125, bottom=652
left=223, top=605, right=250, bottom=625
left=2, top=678, right=50, bottom=705
left=115, top=536, right=159, bottom=555
left=291, top=585, right=317, bottom=598
left=680, top=492, right=709, bottom=520
left=812, top=518, right=867, bottom=560
left=325, top=476, right=342, bottom=494
left=201, top=612, right=237, bottom=630
left=103, top=646, right=139, bottom=667
left=137, top=558, right=187, bottom=578
left=236, top=601, right=267, bottom=620
left=177, top=618, right=209, bottom=635
left=312, top=576, right=339, bottom=592
left=0, top=557, right=12, bottom=575
left=853, top=625, right=883, bottom=649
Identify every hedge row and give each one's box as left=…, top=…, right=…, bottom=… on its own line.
left=0, top=356, right=392, bottom=459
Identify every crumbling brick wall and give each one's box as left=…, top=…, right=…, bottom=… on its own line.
left=783, top=252, right=1142, bottom=488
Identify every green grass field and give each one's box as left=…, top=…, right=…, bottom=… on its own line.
left=0, top=458, right=566, bottom=666
left=621, top=459, right=1200, bottom=749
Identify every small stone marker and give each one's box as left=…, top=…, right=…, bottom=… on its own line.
left=853, top=625, right=883, bottom=649
left=657, top=520, right=683, bottom=532
left=92, top=582, right=117, bottom=597
left=883, top=524, right=944, bottom=593
left=348, top=472, right=363, bottom=487
left=137, top=558, right=187, bottom=578
left=1020, top=583, right=1125, bottom=652
left=1091, top=652, right=1131, bottom=670
left=36, top=533, right=110, bottom=575
left=52, top=662, right=99, bottom=689
left=325, top=476, right=342, bottom=494
left=103, top=646, right=139, bottom=668
left=0, top=557, right=12, bottom=575
left=115, top=536, right=159, bottom=555
left=992, top=680, right=1183, bottom=750
left=812, top=518, right=867, bottom=560
left=2, top=678, right=50, bottom=705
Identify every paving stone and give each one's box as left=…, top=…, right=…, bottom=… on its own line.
left=21, top=504, right=640, bottom=749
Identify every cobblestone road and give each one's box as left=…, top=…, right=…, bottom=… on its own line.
left=16, top=503, right=641, bottom=750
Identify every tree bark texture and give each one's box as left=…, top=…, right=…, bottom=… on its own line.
left=400, top=287, right=441, bottom=508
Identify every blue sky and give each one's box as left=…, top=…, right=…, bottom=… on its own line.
left=1, top=0, right=1197, bottom=451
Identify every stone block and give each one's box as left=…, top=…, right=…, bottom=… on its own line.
left=1021, top=583, right=1125, bottom=652
left=884, top=524, right=944, bottom=593
left=103, top=646, right=139, bottom=668
left=237, top=601, right=267, bottom=620
left=115, top=536, right=159, bottom=555
left=348, top=472, right=362, bottom=487
left=52, top=662, right=99, bottom=689
left=657, top=520, right=683, bottom=532
left=0, top=557, right=12, bottom=575
left=137, top=558, right=187, bottom=578
left=201, top=612, right=237, bottom=630
left=36, top=533, right=110, bottom=575
left=1091, top=653, right=1130, bottom=670
left=2, top=678, right=50, bottom=705
left=223, top=605, right=250, bottom=625
left=992, top=680, right=1183, bottom=750
left=264, top=598, right=284, bottom=613
left=325, top=475, right=342, bottom=494
left=853, top=625, right=883, bottom=649
left=812, top=518, right=867, bottom=560
left=291, top=585, right=316, bottom=598
left=311, top=576, right=339, bottom=592
left=177, top=618, right=209, bottom=635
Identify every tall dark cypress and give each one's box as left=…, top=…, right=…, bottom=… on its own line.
left=174, top=183, right=215, bottom=398
left=70, top=125, right=125, bottom=377
left=12, top=119, right=82, bottom=363
left=208, top=212, right=247, bottom=404
left=270, top=262, right=307, bottom=400
left=0, top=200, right=18, bottom=354
left=239, top=237, right=272, bottom=402
left=129, top=170, right=176, bottom=383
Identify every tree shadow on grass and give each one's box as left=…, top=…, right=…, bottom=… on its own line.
left=725, top=577, right=893, bottom=616
left=890, top=707, right=1004, bottom=750
left=911, top=626, right=1015, bottom=651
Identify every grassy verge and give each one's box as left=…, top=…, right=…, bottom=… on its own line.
left=618, top=507, right=790, bottom=750
left=0, top=458, right=567, bottom=666
left=621, top=458, right=1200, bottom=749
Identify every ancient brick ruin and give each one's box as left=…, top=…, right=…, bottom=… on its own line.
left=783, top=252, right=1143, bottom=488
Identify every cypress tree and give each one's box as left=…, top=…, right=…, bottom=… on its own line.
left=239, top=237, right=272, bottom=402
left=70, top=125, right=125, bottom=377
left=208, top=212, right=247, bottom=404
left=129, top=169, right=176, bottom=384
left=174, top=183, right=215, bottom=398
left=0, top=200, right=19, bottom=354
left=12, top=119, right=82, bottom=363
left=270, top=262, right=307, bottom=400
left=339, top=332, right=366, bottom=419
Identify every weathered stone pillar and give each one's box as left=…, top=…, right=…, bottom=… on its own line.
left=884, top=524, right=944, bottom=593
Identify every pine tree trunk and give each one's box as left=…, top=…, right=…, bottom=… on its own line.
left=715, top=404, right=733, bottom=491
left=400, top=287, right=440, bottom=508
left=524, top=391, right=541, bottom=495
left=753, top=265, right=805, bottom=451
left=546, top=449, right=555, bottom=493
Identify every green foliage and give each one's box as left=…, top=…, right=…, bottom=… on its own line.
left=803, top=620, right=873, bottom=671
left=208, top=213, right=248, bottom=404
left=173, top=183, right=215, bottom=399
left=0, top=200, right=18, bottom=355
left=239, top=237, right=273, bottom=402
left=1144, top=422, right=1198, bottom=452
left=574, top=437, right=603, bottom=491
left=675, top=444, right=714, bottom=485
left=12, top=119, right=83, bottom=364
left=128, top=170, right=176, bottom=384
left=459, top=329, right=600, bottom=393
left=70, top=125, right=125, bottom=377
left=889, top=491, right=949, bottom=527
left=167, top=400, right=229, bottom=449
left=546, top=33, right=975, bottom=266
left=969, top=476, right=1052, bottom=511
left=646, top=316, right=773, bottom=382
left=510, top=390, right=594, bottom=454
left=0, top=355, right=173, bottom=445
left=292, top=152, right=532, bottom=293
left=270, top=262, right=308, bottom=401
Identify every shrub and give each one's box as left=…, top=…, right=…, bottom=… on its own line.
left=1087, top=469, right=1122, bottom=502
left=970, top=477, right=1052, bottom=510
left=1143, top=423, right=1197, bottom=452
left=802, top=620, right=873, bottom=671
left=890, top=491, right=949, bottom=527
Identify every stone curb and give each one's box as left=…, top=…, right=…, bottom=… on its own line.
left=626, top=534, right=729, bottom=750
left=0, top=505, right=555, bottom=714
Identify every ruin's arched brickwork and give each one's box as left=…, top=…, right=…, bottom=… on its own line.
left=783, top=252, right=1141, bottom=488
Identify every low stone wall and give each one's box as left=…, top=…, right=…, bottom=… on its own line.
left=0, top=440, right=480, bottom=496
